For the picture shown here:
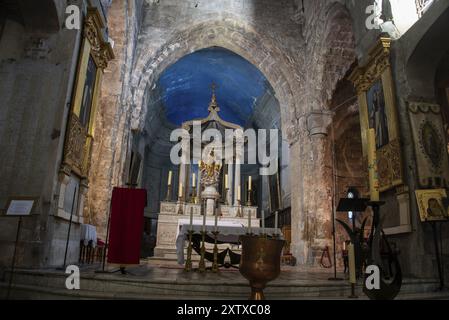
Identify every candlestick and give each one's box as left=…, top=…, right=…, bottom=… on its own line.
left=202, top=200, right=207, bottom=233
left=274, top=211, right=278, bottom=235
left=178, top=183, right=183, bottom=199
left=184, top=230, right=194, bottom=272
left=165, top=184, right=172, bottom=202
left=236, top=200, right=242, bottom=218
left=261, top=210, right=265, bottom=235
left=198, top=231, right=206, bottom=273
left=348, top=243, right=356, bottom=284
left=367, top=128, right=380, bottom=202
left=211, top=231, right=219, bottom=273
left=247, top=208, right=252, bottom=234
left=348, top=242, right=358, bottom=298
left=189, top=206, right=193, bottom=231
left=224, top=188, right=229, bottom=205
left=214, top=204, right=218, bottom=232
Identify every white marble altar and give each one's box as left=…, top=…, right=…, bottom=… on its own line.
left=154, top=201, right=259, bottom=257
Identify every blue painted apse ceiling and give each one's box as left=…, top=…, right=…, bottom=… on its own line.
left=157, top=47, right=271, bottom=127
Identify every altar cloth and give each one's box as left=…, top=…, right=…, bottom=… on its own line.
left=176, top=220, right=282, bottom=264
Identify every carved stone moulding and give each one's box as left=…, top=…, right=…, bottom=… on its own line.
left=84, top=7, right=114, bottom=70
left=350, top=37, right=392, bottom=94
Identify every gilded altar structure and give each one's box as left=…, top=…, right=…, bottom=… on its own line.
left=57, top=7, right=114, bottom=223
left=154, top=88, right=259, bottom=259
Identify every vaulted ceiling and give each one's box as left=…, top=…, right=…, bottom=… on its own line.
left=141, top=47, right=281, bottom=165
left=158, top=47, right=270, bottom=127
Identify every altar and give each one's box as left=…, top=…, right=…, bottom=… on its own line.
left=154, top=202, right=259, bottom=258
left=154, top=86, right=261, bottom=261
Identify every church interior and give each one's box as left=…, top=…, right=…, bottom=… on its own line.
left=0, top=0, right=449, bottom=300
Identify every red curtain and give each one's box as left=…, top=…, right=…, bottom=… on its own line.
left=107, top=187, right=147, bottom=265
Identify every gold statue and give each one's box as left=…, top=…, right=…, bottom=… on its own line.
left=199, top=148, right=222, bottom=187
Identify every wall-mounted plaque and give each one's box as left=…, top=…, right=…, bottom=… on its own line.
left=5, top=198, right=37, bottom=216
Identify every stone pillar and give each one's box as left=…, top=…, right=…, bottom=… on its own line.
left=290, top=111, right=334, bottom=266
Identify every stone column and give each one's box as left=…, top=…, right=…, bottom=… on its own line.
left=290, top=111, right=334, bottom=266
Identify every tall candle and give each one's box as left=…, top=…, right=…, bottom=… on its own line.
left=348, top=243, right=356, bottom=284
left=192, top=173, right=196, bottom=188
left=343, top=241, right=347, bottom=251
left=178, top=183, right=183, bottom=198
left=248, top=176, right=252, bottom=190
left=225, top=174, right=228, bottom=189
left=367, top=128, right=380, bottom=202
left=168, top=171, right=172, bottom=186
left=237, top=186, right=241, bottom=201
left=189, top=206, right=193, bottom=231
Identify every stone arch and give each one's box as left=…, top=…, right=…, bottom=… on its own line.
left=129, top=16, right=303, bottom=139
left=304, top=1, right=356, bottom=110
left=405, top=4, right=449, bottom=100
left=320, top=2, right=356, bottom=106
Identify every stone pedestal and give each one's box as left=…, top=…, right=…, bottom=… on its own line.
left=202, top=185, right=220, bottom=216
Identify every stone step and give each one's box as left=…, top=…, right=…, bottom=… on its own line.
left=3, top=281, right=449, bottom=300
left=0, top=268, right=444, bottom=300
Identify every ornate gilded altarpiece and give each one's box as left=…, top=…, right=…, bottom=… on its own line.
left=350, top=38, right=410, bottom=234
left=62, top=7, right=114, bottom=178
left=58, top=8, right=114, bottom=222
left=349, top=37, right=404, bottom=193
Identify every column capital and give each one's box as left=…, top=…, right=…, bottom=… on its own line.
left=306, top=111, right=334, bottom=137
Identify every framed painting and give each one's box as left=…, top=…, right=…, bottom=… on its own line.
left=349, top=37, right=403, bottom=193
left=415, top=189, right=449, bottom=222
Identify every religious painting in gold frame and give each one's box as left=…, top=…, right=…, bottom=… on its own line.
left=415, top=189, right=449, bottom=222
left=349, top=37, right=403, bottom=193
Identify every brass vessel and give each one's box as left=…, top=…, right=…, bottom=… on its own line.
left=239, top=235, right=285, bottom=300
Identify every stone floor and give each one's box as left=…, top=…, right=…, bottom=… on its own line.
left=1, top=263, right=448, bottom=300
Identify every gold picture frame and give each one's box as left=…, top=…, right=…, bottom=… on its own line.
left=349, top=37, right=403, bottom=193
left=415, top=189, right=449, bottom=222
